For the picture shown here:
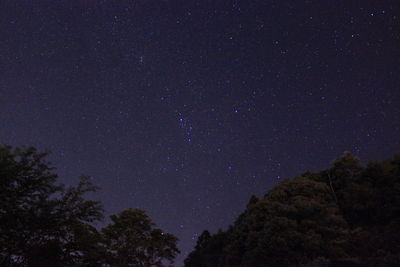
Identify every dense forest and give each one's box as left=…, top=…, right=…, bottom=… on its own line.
left=184, top=152, right=400, bottom=266
left=1, top=145, right=399, bottom=266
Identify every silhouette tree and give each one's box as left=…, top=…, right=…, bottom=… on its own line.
left=0, top=146, right=103, bottom=266
left=1, top=145, right=182, bottom=266
left=102, top=208, right=179, bottom=267
left=224, top=176, right=349, bottom=266
left=185, top=153, right=400, bottom=266
left=184, top=230, right=228, bottom=267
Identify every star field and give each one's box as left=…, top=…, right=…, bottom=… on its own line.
left=1, top=1, right=399, bottom=265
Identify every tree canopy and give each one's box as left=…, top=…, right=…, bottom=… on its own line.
left=185, top=153, right=400, bottom=266
left=2, top=145, right=399, bottom=266
left=0, top=145, right=179, bottom=266
left=102, top=208, right=179, bottom=267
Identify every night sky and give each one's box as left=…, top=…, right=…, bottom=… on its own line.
left=1, top=0, right=399, bottom=265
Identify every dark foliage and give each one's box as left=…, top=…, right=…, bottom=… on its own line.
left=0, top=146, right=179, bottom=266
left=0, top=146, right=103, bottom=266
left=185, top=153, right=400, bottom=267
left=102, top=208, right=179, bottom=267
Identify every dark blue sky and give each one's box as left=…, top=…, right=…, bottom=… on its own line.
left=1, top=0, right=399, bottom=265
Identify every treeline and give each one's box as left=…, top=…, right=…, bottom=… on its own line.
left=0, top=146, right=179, bottom=266
left=184, top=152, right=400, bottom=267
left=2, top=145, right=399, bottom=266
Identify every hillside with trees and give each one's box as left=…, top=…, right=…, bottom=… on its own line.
left=185, top=152, right=400, bottom=267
